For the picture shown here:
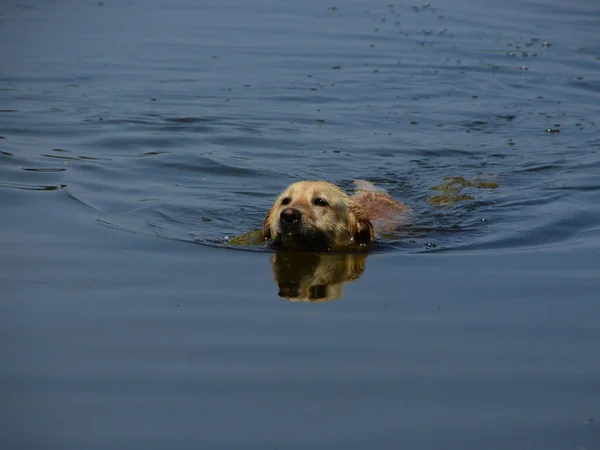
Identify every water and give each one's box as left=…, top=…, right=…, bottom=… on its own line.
left=1, top=0, right=599, bottom=448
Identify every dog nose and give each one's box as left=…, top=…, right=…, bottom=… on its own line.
left=280, top=208, right=302, bottom=224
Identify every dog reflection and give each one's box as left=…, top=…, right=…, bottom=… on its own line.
left=270, top=252, right=368, bottom=302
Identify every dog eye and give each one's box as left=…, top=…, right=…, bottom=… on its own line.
left=281, top=197, right=291, bottom=205
left=313, top=198, right=328, bottom=207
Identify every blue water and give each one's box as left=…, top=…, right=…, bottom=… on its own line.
left=1, top=0, right=599, bottom=448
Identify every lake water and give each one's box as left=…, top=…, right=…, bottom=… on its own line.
left=1, top=0, right=599, bottom=448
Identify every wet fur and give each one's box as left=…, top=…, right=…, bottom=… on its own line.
left=262, top=180, right=408, bottom=251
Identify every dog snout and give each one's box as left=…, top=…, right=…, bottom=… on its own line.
left=280, top=208, right=302, bottom=225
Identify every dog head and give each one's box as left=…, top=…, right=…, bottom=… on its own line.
left=262, top=181, right=374, bottom=251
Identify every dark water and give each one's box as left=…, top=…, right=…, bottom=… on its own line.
left=1, top=0, right=599, bottom=448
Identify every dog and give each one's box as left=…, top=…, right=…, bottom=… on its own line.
left=262, top=180, right=409, bottom=251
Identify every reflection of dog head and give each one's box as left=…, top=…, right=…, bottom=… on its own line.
left=262, top=181, right=374, bottom=251
left=270, top=252, right=368, bottom=302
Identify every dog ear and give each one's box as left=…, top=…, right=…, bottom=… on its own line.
left=262, top=204, right=276, bottom=240
left=348, top=200, right=374, bottom=244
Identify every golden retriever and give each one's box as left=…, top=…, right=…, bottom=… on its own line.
left=262, top=180, right=409, bottom=251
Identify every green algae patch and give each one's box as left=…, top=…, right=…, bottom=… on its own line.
left=475, top=180, right=499, bottom=189
left=428, top=193, right=473, bottom=206
left=227, top=229, right=265, bottom=246
left=428, top=176, right=498, bottom=207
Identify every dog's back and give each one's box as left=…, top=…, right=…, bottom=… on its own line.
left=352, top=180, right=410, bottom=233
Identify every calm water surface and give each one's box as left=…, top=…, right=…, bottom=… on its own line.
left=1, top=0, right=599, bottom=448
